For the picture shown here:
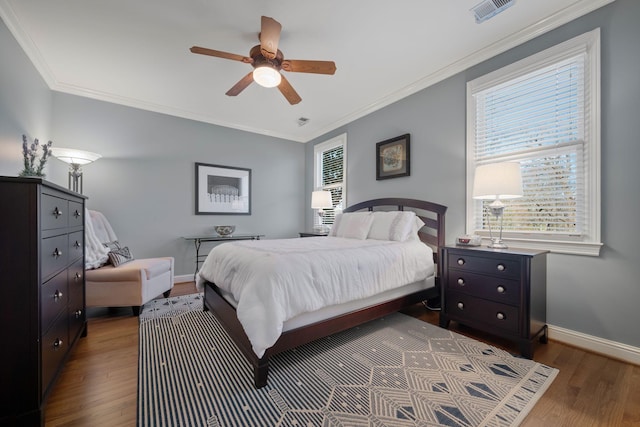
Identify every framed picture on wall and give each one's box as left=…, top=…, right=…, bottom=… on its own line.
left=195, top=162, right=251, bottom=215
left=376, top=133, right=410, bottom=180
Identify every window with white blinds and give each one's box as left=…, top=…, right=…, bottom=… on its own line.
left=314, top=133, right=347, bottom=226
left=466, top=29, right=602, bottom=256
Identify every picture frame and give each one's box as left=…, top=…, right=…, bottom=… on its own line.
left=195, top=162, right=251, bottom=215
left=376, top=133, right=410, bottom=180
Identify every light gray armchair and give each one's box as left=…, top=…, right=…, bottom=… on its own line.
left=84, top=210, right=174, bottom=315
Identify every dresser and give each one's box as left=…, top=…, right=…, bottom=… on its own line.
left=439, top=245, right=548, bottom=358
left=0, top=176, right=87, bottom=426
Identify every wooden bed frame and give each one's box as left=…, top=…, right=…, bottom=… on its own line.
left=202, top=197, right=447, bottom=388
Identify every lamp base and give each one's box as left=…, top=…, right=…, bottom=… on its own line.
left=488, top=238, right=508, bottom=249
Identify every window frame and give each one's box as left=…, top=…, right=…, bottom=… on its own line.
left=466, top=29, right=602, bottom=256
left=313, top=133, right=347, bottom=227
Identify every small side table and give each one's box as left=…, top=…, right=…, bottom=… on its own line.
left=184, top=234, right=264, bottom=277
left=299, top=230, right=329, bottom=237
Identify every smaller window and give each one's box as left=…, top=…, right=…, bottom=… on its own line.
left=313, top=134, right=347, bottom=226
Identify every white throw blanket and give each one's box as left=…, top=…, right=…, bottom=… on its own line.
left=196, top=237, right=433, bottom=358
left=84, top=209, right=118, bottom=269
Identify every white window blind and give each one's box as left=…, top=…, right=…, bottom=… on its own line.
left=467, top=29, right=601, bottom=256
left=314, top=134, right=347, bottom=226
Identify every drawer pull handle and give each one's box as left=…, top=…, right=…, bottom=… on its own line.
left=74, top=209, right=81, bottom=218
left=75, top=272, right=82, bottom=281
left=496, top=312, right=505, bottom=320
left=74, top=240, right=81, bottom=249
left=53, top=207, right=63, bottom=218
left=53, top=248, right=63, bottom=258
left=457, top=278, right=465, bottom=286
left=75, top=309, right=83, bottom=318
left=496, top=264, right=505, bottom=271
left=457, top=302, right=464, bottom=310
left=54, top=290, right=63, bottom=300
left=497, top=286, right=505, bottom=293
left=457, top=258, right=465, bottom=266
left=53, top=338, right=63, bottom=348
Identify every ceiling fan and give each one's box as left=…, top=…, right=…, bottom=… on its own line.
left=190, top=16, right=336, bottom=105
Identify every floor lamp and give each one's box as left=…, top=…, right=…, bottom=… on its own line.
left=472, top=162, right=523, bottom=249
left=52, top=148, right=102, bottom=194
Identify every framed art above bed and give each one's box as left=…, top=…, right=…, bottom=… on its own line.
left=376, top=134, right=410, bottom=180
left=195, top=162, right=251, bottom=215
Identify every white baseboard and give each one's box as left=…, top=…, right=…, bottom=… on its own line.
left=549, top=324, right=640, bottom=366
left=174, top=274, right=195, bottom=284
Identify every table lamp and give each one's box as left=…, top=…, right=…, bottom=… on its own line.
left=311, top=190, right=332, bottom=232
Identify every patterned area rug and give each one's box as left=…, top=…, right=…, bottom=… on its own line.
left=139, top=294, right=557, bottom=426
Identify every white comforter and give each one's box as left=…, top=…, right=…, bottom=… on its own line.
left=196, top=236, right=434, bottom=358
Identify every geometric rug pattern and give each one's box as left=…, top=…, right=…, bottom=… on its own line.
left=138, top=294, right=557, bottom=427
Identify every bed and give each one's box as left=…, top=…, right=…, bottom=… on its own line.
left=198, top=197, right=446, bottom=388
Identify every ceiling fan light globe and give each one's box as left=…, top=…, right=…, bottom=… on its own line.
left=253, top=66, right=281, bottom=88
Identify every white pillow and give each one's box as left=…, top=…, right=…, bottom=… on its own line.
left=367, top=211, right=417, bottom=242
left=408, top=217, right=426, bottom=241
left=331, top=212, right=374, bottom=239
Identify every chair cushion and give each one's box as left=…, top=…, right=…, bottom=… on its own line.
left=85, top=258, right=172, bottom=282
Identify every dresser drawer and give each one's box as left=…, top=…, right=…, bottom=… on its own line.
left=445, top=291, right=519, bottom=334
left=446, top=270, right=521, bottom=305
left=68, top=259, right=85, bottom=341
left=41, top=194, right=68, bottom=230
left=447, top=252, right=521, bottom=279
left=68, top=200, right=84, bottom=228
left=41, top=234, right=69, bottom=280
left=68, top=231, right=84, bottom=263
left=41, top=313, right=68, bottom=397
left=41, top=270, right=69, bottom=334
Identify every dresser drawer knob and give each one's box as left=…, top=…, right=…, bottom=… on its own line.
left=53, top=207, right=63, bottom=218
left=75, top=272, right=82, bottom=281
left=53, top=338, right=63, bottom=348
left=54, top=290, right=63, bottom=300
left=497, top=286, right=505, bottom=293
left=74, top=240, right=81, bottom=249
left=75, top=309, right=83, bottom=318
left=496, top=264, right=505, bottom=271
left=457, top=278, right=465, bottom=286
left=53, top=248, right=63, bottom=258
left=457, top=302, right=464, bottom=310
left=457, top=258, right=465, bottom=266
left=74, top=209, right=81, bottom=219
left=496, top=312, right=505, bottom=320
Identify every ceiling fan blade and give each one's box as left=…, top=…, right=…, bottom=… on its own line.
left=190, top=46, right=253, bottom=64
left=226, top=72, right=254, bottom=96
left=259, top=16, right=281, bottom=60
left=281, top=59, right=336, bottom=75
left=278, top=74, right=302, bottom=105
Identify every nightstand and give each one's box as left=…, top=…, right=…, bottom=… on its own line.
left=299, top=230, right=329, bottom=237
left=439, top=245, right=548, bottom=358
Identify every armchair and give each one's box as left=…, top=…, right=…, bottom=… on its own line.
left=84, top=210, right=174, bottom=315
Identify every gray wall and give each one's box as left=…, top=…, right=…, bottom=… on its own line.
left=307, top=0, right=640, bottom=348
left=0, top=17, right=52, bottom=173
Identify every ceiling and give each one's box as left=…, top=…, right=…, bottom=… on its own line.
left=0, top=0, right=610, bottom=143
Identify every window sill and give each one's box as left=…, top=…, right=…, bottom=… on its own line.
left=478, top=237, right=603, bottom=256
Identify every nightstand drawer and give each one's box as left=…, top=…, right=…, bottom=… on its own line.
left=447, top=252, right=521, bottom=279
left=446, top=270, right=520, bottom=305
left=445, top=291, right=519, bottom=334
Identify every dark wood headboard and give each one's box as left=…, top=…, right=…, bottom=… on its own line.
left=343, top=197, right=447, bottom=252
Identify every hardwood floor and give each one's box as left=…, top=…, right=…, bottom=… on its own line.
left=45, top=282, right=640, bottom=426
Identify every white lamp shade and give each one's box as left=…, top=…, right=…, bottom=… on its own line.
left=311, top=190, right=333, bottom=209
left=253, top=66, right=282, bottom=88
left=472, top=162, right=523, bottom=200
left=52, top=148, right=102, bottom=165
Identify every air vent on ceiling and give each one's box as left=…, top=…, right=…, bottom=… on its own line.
left=297, top=117, right=310, bottom=127
left=471, top=0, right=515, bottom=23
